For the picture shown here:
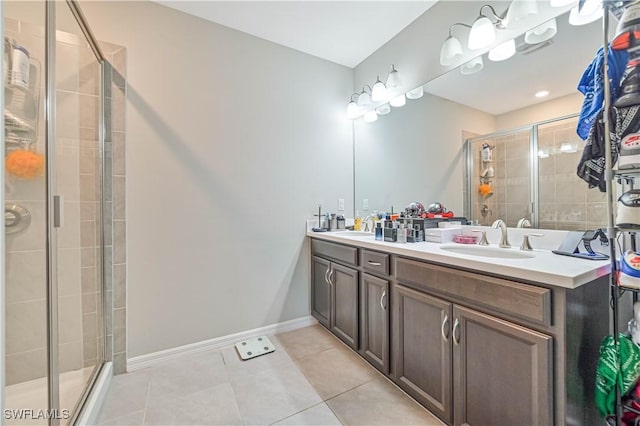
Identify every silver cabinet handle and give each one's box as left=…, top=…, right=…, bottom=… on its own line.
left=367, top=260, right=382, bottom=266
left=452, top=318, right=460, bottom=345
left=441, top=314, right=450, bottom=341
left=328, top=268, right=334, bottom=286
left=380, top=290, right=387, bottom=310
left=324, top=268, right=330, bottom=285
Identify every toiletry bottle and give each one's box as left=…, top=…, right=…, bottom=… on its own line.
left=354, top=210, right=362, bottom=231
left=330, top=213, right=337, bottom=231
left=375, top=222, right=383, bottom=241
left=397, top=223, right=407, bottom=243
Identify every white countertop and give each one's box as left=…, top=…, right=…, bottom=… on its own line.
left=307, top=230, right=611, bottom=289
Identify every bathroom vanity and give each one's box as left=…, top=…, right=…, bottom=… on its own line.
left=308, top=231, right=611, bottom=426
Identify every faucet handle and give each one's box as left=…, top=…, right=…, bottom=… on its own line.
left=472, top=229, right=489, bottom=246
left=520, top=233, right=544, bottom=251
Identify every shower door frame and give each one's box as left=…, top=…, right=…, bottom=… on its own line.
left=464, top=113, right=579, bottom=228
left=44, top=1, right=108, bottom=424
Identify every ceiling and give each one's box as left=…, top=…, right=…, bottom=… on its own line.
left=153, top=1, right=437, bottom=68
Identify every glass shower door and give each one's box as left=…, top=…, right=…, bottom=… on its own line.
left=54, top=2, right=104, bottom=421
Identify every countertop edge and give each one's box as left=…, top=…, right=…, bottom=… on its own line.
left=307, top=231, right=612, bottom=289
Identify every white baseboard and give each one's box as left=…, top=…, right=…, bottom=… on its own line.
left=127, top=316, right=318, bottom=372
left=76, top=362, right=113, bottom=426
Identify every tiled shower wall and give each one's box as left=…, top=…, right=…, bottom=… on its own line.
left=470, top=118, right=608, bottom=230
left=102, top=45, right=127, bottom=374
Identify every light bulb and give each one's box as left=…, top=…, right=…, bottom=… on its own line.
left=346, top=100, right=359, bottom=119
left=525, top=19, right=557, bottom=44
left=460, top=56, right=484, bottom=75
left=406, top=86, right=424, bottom=100
left=390, top=94, right=406, bottom=107
left=375, top=104, right=390, bottom=115
left=357, top=89, right=371, bottom=107
left=488, top=39, right=516, bottom=61
left=371, top=77, right=388, bottom=102
left=468, top=16, right=495, bottom=50
left=364, top=110, right=378, bottom=123
left=504, top=0, right=539, bottom=28
left=386, top=65, right=402, bottom=90
left=440, top=35, right=463, bottom=66
left=569, top=1, right=603, bottom=25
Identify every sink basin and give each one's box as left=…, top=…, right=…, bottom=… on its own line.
left=439, top=244, right=535, bottom=259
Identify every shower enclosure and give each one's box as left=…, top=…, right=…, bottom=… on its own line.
left=3, top=1, right=112, bottom=424
left=465, top=115, right=609, bottom=230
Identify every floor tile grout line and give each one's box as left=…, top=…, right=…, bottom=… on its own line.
left=266, top=400, right=331, bottom=426
left=141, top=373, right=153, bottom=426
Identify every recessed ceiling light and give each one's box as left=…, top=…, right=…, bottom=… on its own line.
left=535, top=90, right=550, bottom=98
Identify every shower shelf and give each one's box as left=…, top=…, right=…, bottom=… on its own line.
left=4, top=58, right=41, bottom=146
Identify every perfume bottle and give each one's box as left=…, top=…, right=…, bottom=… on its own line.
left=397, top=223, right=407, bottom=243
left=375, top=222, right=383, bottom=241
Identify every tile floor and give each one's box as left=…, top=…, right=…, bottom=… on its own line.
left=96, top=325, right=444, bottom=425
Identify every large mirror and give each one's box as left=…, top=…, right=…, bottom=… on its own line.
left=354, top=1, right=609, bottom=230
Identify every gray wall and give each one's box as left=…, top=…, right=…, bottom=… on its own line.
left=82, top=1, right=354, bottom=357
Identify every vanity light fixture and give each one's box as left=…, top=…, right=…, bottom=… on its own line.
left=406, top=86, right=424, bottom=100
left=364, top=110, right=378, bottom=123
left=538, top=149, right=550, bottom=158
left=468, top=5, right=506, bottom=50
left=357, top=85, right=372, bottom=109
left=390, top=94, right=406, bottom=107
left=440, top=23, right=468, bottom=66
left=568, top=0, right=603, bottom=26
left=488, top=39, right=516, bottom=61
left=460, top=56, right=484, bottom=75
left=385, top=65, right=402, bottom=91
left=371, top=76, right=388, bottom=102
left=535, top=90, right=550, bottom=98
left=375, top=103, right=391, bottom=115
left=525, top=18, right=557, bottom=44
left=346, top=93, right=360, bottom=119
left=504, top=0, right=539, bottom=29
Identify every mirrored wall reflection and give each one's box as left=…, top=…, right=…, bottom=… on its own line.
left=466, top=115, right=609, bottom=230
left=469, top=128, right=532, bottom=227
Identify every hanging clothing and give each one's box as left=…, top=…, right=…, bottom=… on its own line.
left=576, top=108, right=618, bottom=192
left=577, top=46, right=628, bottom=140
left=595, top=334, right=640, bottom=418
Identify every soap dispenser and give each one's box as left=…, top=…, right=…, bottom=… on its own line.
left=354, top=210, right=362, bottom=231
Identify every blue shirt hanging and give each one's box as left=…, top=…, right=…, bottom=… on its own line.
left=577, top=46, right=628, bottom=140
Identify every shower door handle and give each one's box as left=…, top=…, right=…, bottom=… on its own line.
left=53, top=195, right=64, bottom=228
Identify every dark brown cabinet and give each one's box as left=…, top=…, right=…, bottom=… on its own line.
left=360, top=273, right=390, bottom=374
left=311, top=255, right=331, bottom=328
left=453, top=305, right=552, bottom=426
left=311, top=253, right=359, bottom=350
left=394, top=284, right=453, bottom=424
left=393, top=284, right=553, bottom=426
left=330, top=263, right=359, bottom=349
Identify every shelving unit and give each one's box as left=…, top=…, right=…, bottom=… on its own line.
left=605, top=2, right=640, bottom=424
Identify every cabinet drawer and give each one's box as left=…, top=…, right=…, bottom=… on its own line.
left=311, top=239, right=358, bottom=266
left=361, top=249, right=390, bottom=276
left=395, top=257, right=551, bottom=327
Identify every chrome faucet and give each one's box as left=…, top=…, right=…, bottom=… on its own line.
left=491, top=219, right=511, bottom=248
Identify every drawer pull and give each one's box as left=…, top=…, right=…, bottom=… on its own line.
left=452, top=318, right=460, bottom=345
left=328, top=268, right=334, bottom=286
left=367, top=260, right=382, bottom=266
left=441, top=314, right=450, bottom=341
left=324, top=268, right=330, bottom=285
left=380, top=290, right=387, bottom=310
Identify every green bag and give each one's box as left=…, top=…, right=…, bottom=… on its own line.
left=595, top=334, right=640, bottom=417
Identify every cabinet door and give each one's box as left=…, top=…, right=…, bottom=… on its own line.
left=360, top=273, right=389, bottom=374
left=311, top=256, right=331, bottom=328
left=453, top=305, right=552, bottom=426
left=394, top=284, right=453, bottom=424
left=330, top=263, right=359, bottom=350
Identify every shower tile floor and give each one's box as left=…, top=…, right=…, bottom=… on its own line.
left=96, top=325, right=444, bottom=425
